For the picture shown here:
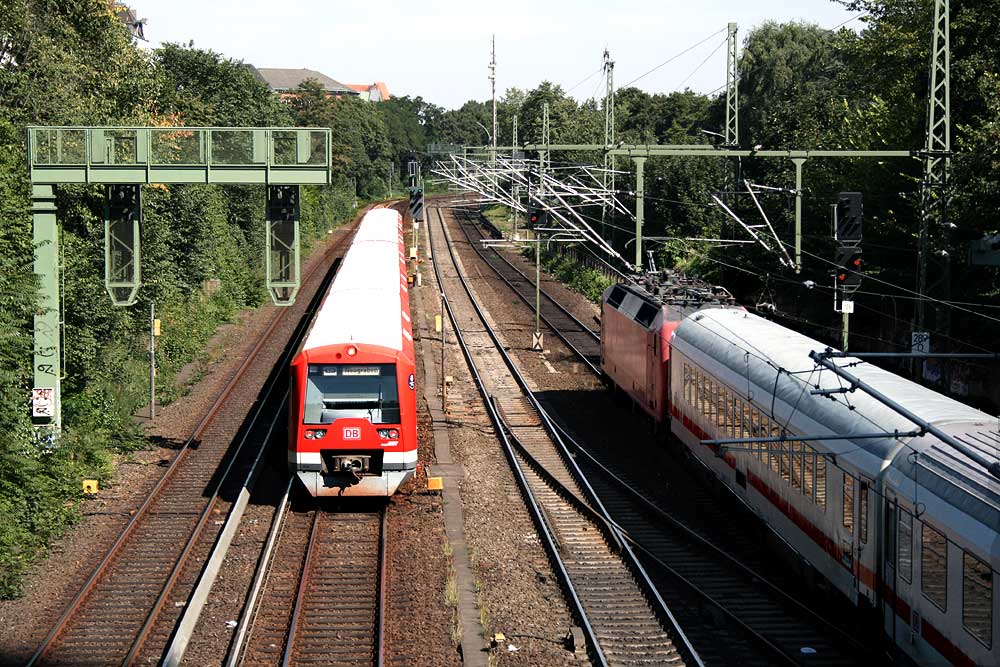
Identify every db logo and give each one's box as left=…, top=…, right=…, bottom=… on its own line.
left=343, top=427, right=361, bottom=440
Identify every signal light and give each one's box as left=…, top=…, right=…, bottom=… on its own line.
left=835, top=245, right=863, bottom=291
left=527, top=206, right=547, bottom=228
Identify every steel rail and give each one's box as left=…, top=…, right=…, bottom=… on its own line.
left=281, top=510, right=322, bottom=667
left=461, top=210, right=599, bottom=340
left=431, top=206, right=704, bottom=667
left=26, top=206, right=369, bottom=667
left=225, top=478, right=294, bottom=667
left=375, top=508, right=387, bottom=667
left=427, top=208, right=610, bottom=667
left=549, top=417, right=872, bottom=661
left=281, top=507, right=386, bottom=667
left=456, top=211, right=602, bottom=376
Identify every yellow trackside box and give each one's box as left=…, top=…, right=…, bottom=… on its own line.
left=427, top=476, right=444, bottom=492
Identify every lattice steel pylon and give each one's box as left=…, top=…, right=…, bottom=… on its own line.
left=540, top=102, right=550, bottom=188
left=723, top=22, right=740, bottom=206
left=916, top=0, right=951, bottom=339
left=602, top=49, right=615, bottom=237
left=725, top=23, right=739, bottom=147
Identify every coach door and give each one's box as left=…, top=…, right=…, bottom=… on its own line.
left=881, top=494, right=914, bottom=639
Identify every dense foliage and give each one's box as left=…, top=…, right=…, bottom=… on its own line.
left=0, top=1, right=404, bottom=597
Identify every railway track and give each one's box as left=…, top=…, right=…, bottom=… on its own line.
left=232, top=491, right=386, bottom=667
left=454, top=209, right=602, bottom=374
left=429, top=205, right=699, bottom=667
left=447, top=209, right=873, bottom=665
left=24, top=212, right=367, bottom=667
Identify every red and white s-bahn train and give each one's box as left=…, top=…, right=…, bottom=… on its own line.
left=288, top=207, right=417, bottom=496
left=602, top=273, right=998, bottom=667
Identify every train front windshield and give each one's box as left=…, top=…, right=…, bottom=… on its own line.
left=304, top=364, right=400, bottom=425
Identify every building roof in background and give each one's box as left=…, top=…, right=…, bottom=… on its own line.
left=345, top=81, right=391, bottom=101
left=253, top=67, right=356, bottom=95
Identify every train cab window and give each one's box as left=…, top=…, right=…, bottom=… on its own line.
left=635, top=302, right=658, bottom=328
left=963, top=551, right=993, bottom=647
left=843, top=474, right=855, bottom=532
left=921, top=523, right=947, bottom=611
left=607, top=285, right=627, bottom=309
left=304, top=364, right=401, bottom=425
left=898, top=507, right=914, bottom=583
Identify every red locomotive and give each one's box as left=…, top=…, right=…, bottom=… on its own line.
left=288, top=207, right=417, bottom=496
left=600, top=272, right=735, bottom=422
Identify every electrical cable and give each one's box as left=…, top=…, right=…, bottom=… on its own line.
left=621, top=28, right=727, bottom=88
left=565, top=65, right=605, bottom=95
left=675, top=37, right=728, bottom=92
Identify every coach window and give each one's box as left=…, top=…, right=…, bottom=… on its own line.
left=757, top=414, right=768, bottom=459
left=740, top=401, right=752, bottom=440
left=898, top=506, right=914, bottom=583
left=729, top=391, right=743, bottom=438
left=814, top=454, right=827, bottom=509
left=696, top=370, right=705, bottom=413
left=802, top=444, right=814, bottom=499
left=843, top=474, right=855, bottom=532
left=790, top=440, right=803, bottom=491
left=684, top=364, right=693, bottom=404
left=963, top=551, right=993, bottom=647
left=921, top=523, right=947, bottom=611
left=858, top=480, right=869, bottom=543
left=716, top=385, right=727, bottom=429
left=779, top=430, right=792, bottom=484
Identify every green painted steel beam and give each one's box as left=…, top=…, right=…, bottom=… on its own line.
left=27, top=127, right=332, bottom=185
left=519, top=144, right=913, bottom=158
left=31, top=185, right=61, bottom=432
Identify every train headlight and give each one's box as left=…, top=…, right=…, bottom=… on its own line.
left=305, top=429, right=326, bottom=439
left=346, top=345, right=358, bottom=357
left=377, top=428, right=400, bottom=439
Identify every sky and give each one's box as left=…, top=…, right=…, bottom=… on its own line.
left=132, top=0, right=860, bottom=110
